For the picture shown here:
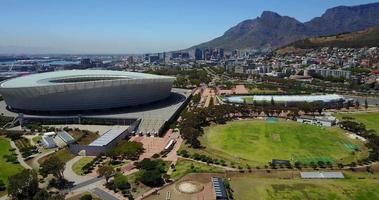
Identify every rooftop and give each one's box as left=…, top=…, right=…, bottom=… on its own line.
left=300, top=171, right=344, bottom=179
left=224, top=94, right=344, bottom=103
left=0, top=70, right=174, bottom=88
left=89, top=127, right=128, bottom=147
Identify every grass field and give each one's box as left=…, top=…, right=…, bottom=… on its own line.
left=38, top=147, right=75, bottom=164
left=186, top=120, right=368, bottom=166
left=0, top=138, right=23, bottom=196
left=171, top=159, right=225, bottom=180
left=72, top=157, right=94, bottom=175
left=335, top=112, right=379, bottom=135
left=230, top=172, right=379, bottom=200
left=248, top=87, right=279, bottom=94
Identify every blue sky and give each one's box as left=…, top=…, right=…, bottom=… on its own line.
left=0, top=0, right=377, bottom=54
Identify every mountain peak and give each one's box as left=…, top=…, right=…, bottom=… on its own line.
left=189, top=2, right=379, bottom=51
left=260, top=11, right=281, bottom=19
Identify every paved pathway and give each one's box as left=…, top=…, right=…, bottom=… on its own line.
left=29, top=149, right=55, bottom=169
left=64, top=156, right=95, bottom=185
left=91, top=187, right=119, bottom=200
left=9, top=140, right=32, bottom=169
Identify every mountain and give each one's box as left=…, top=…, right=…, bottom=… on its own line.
left=278, top=26, right=379, bottom=51
left=189, top=2, right=379, bottom=51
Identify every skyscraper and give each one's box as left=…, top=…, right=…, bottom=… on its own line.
left=195, top=48, right=203, bottom=60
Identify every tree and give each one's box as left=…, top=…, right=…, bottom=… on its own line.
left=355, top=100, right=360, bottom=109
left=271, top=97, right=275, bottom=106
left=97, top=165, right=115, bottom=183
left=32, top=189, right=64, bottom=200
left=107, top=141, right=144, bottom=160
left=136, top=158, right=166, bottom=187
left=32, top=189, right=50, bottom=200
left=192, top=94, right=201, bottom=104
left=113, top=173, right=130, bottom=190
left=80, top=194, right=93, bottom=200
left=39, top=156, right=65, bottom=180
left=0, top=179, right=5, bottom=191
left=8, top=170, right=38, bottom=200
left=137, top=169, right=164, bottom=187
left=365, top=98, right=368, bottom=110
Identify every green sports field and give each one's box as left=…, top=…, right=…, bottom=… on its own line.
left=0, top=138, right=23, bottom=196
left=199, top=120, right=368, bottom=165
left=335, top=112, right=379, bottom=135
left=230, top=172, right=379, bottom=200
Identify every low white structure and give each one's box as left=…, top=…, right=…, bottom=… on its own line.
left=300, top=171, right=344, bottom=179
left=296, top=116, right=336, bottom=127
left=43, top=132, right=56, bottom=137
left=224, top=94, right=345, bottom=104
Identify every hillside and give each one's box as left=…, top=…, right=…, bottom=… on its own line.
left=189, top=2, right=379, bottom=51
left=279, top=27, right=379, bottom=51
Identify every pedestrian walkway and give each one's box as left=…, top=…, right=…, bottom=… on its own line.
left=91, top=187, right=119, bottom=200
left=10, top=140, right=32, bottom=169
left=63, top=156, right=95, bottom=185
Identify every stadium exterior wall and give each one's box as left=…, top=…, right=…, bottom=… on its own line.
left=0, top=72, right=175, bottom=112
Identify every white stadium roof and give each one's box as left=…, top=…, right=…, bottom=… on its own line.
left=0, top=70, right=174, bottom=88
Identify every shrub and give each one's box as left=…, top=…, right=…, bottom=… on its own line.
left=80, top=194, right=93, bottom=200
left=0, top=180, right=6, bottom=191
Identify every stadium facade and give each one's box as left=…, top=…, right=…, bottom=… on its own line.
left=0, top=70, right=175, bottom=112
left=223, top=94, right=349, bottom=106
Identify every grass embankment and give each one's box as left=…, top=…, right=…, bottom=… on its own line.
left=0, top=138, right=23, bottom=196
left=38, top=147, right=75, bottom=164
left=72, top=157, right=94, bottom=175
left=171, top=159, right=224, bottom=180
left=182, top=120, right=368, bottom=166
left=335, top=112, right=379, bottom=136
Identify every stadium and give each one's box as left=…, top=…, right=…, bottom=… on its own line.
left=222, top=94, right=351, bottom=107
left=0, top=70, right=176, bottom=112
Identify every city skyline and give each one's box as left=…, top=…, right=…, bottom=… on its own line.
left=1, top=0, right=378, bottom=54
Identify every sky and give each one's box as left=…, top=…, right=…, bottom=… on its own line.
left=0, top=0, right=378, bottom=54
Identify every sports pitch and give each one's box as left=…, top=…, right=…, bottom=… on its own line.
left=200, top=120, right=368, bottom=165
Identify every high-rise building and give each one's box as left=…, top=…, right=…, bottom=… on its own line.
left=219, top=48, right=224, bottom=59
left=80, top=58, right=91, bottom=65
left=195, top=48, right=203, bottom=60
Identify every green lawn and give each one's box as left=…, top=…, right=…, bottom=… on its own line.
left=335, top=112, right=379, bottom=135
left=230, top=173, right=379, bottom=200
left=38, top=147, right=75, bottom=164
left=32, top=135, right=42, bottom=144
left=0, top=138, right=23, bottom=196
left=248, top=87, right=279, bottom=94
left=171, top=159, right=224, bottom=180
left=72, top=157, right=94, bottom=175
left=189, top=120, right=367, bottom=166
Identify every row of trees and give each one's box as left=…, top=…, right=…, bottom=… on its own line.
left=339, top=119, right=379, bottom=162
